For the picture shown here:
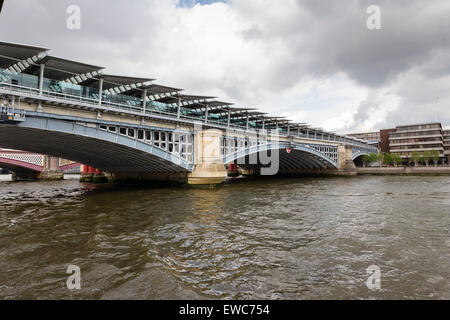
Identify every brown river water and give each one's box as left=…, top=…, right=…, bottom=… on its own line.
left=0, top=176, right=448, bottom=299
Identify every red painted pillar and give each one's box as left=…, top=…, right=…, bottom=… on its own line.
left=81, top=165, right=89, bottom=174
left=88, top=166, right=96, bottom=174
left=228, top=163, right=238, bottom=176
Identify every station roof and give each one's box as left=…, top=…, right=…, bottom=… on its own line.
left=123, top=83, right=183, bottom=98
left=229, top=110, right=265, bottom=119
left=177, top=100, right=232, bottom=111
left=141, top=84, right=183, bottom=96
left=208, top=105, right=246, bottom=114
left=204, top=101, right=234, bottom=108
left=77, top=74, right=154, bottom=94
left=0, top=41, right=48, bottom=68
left=154, top=94, right=216, bottom=105
left=22, top=55, right=104, bottom=80
left=251, top=116, right=285, bottom=123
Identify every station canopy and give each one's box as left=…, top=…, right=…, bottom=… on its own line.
left=228, top=110, right=264, bottom=120
left=0, top=41, right=48, bottom=69
left=184, top=100, right=234, bottom=111
left=154, top=94, right=216, bottom=106
left=251, top=116, right=285, bottom=126
left=205, top=102, right=238, bottom=114
left=289, top=123, right=310, bottom=131
left=126, top=83, right=183, bottom=98
left=21, top=55, right=104, bottom=81
left=77, top=74, right=154, bottom=94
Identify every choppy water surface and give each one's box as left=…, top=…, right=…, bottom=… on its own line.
left=0, top=176, right=448, bottom=300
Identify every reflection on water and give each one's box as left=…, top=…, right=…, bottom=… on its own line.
left=0, top=176, right=449, bottom=299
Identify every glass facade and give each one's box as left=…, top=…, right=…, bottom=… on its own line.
left=99, top=125, right=193, bottom=163
left=1, top=68, right=39, bottom=90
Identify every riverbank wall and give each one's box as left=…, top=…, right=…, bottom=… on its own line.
left=357, top=167, right=450, bottom=175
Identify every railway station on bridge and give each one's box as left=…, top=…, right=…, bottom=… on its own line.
left=0, top=41, right=376, bottom=185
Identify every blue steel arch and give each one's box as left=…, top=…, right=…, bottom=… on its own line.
left=0, top=113, right=194, bottom=173
left=223, top=142, right=338, bottom=169
left=352, top=150, right=370, bottom=161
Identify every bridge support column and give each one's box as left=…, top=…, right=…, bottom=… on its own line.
left=80, top=165, right=107, bottom=183
left=39, top=155, right=63, bottom=180
left=80, top=165, right=93, bottom=183
left=336, top=145, right=357, bottom=176
left=188, top=129, right=227, bottom=185
left=93, top=169, right=108, bottom=184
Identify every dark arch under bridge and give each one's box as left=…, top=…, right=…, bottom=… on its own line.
left=0, top=113, right=194, bottom=174
left=222, top=142, right=339, bottom=171
left=0, top=162, right=40, bottom=175
left=352, top=150, right=371, bottom=161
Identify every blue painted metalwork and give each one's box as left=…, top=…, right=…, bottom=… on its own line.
left=352, top=149, right=371, bottom=161
left=15, top=112, right=194, bottom=171
left=222, top=140, right=339, bottom=169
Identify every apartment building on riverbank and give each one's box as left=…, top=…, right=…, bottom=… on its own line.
left=347, top=122, right=449, bottom=164
left=444, top=130, right=450, bottom=162
left=389, top=123, right=444, bottom=162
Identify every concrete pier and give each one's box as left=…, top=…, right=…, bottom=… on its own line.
left=188, top=129, right=228, bottom=185
left=336, top=145, right=357, bottom=176
left=39, top=156, right=63, bottom=180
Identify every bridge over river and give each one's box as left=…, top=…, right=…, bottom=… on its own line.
left=0, top=41, right=376, bottom=185
left=0, top=148, right=80, bottom=180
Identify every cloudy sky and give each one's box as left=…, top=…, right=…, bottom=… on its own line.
left=1, top=0, right=450, bottom=133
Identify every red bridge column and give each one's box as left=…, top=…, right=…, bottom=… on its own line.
left=227, top=163, right=239, bottom=177
left=80, top=165, right=108, bottom=183
left=80, top=165, right=94, bottom=182
left=93, top=168, right=108, bottom=184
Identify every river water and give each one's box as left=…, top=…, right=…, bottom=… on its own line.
left=0, top=176, right=448, bottom=300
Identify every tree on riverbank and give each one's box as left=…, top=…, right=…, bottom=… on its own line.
left=392, top=153, right=403, bottom=167
left=411, top=151, right=421, bottom=166
left=423, top=151, right=431, bottom=167
left=369, top=153, right=378, bottom=165
left=362, top=154, right=370, bottom=167
left=377, top=153, right=384, bottom=167
left=431, top=150, right=440, bottom=167
left=383, top=153, right=393, bottom=166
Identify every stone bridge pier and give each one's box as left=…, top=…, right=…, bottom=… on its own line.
left=188, top=129, right=228, bottom=185
left=336, top=145, right=357, bottom=176
left=39, top=155, right=63, bottom=180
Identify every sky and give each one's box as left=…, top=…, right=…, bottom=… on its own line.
left=1, top=0, right=450, bottom=133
